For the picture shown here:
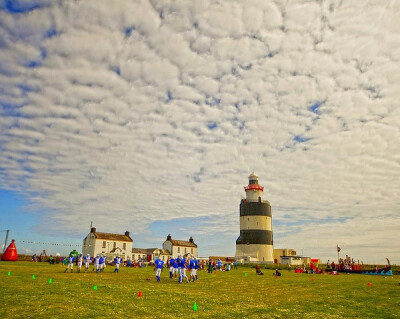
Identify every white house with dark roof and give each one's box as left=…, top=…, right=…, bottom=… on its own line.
left=82, top=227, right=133, bottom=260
left=131, top=248, right=172, bottom=262
left=162, top=234, right=198, bottom=258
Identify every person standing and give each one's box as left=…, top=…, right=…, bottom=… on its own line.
left=172, top=258, right=179, bottom=278
left=179, top=256, right=189, bottom=283
left=94, top=255, right=100, bottom=273
left=84, top=254, right=91, bottom=272
left=169, top=257, right=175, bottom=278
left=114, top=256, right=121, bottom=273
left=99, top=255, right=104, bottom=272
left=189, top=258, right=196, bottom=282
left=154, top=258, right=164, bottom=282
left=217, top=259, right=222, bottom=271
left=176, top=256, right=182, bottom=282
left=194, top=257, right=199, bottom=280
left=77, top=254, right=83, bottom=273
left=208, top=258, right=213, bottom=273
left=65, top=255, right=75, bottom=273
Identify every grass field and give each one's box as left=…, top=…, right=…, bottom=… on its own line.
left=1, top=262, right=399, bottom=318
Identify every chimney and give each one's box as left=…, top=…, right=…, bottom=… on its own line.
left=189, top=236, right=194, bottom=243
left=125, top=231, right=130, bottom=237
left=91, top=227, right=96, bottom=233
left=167, top=234, right=171, bottom=241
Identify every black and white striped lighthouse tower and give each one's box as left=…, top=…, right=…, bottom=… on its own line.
left=235, top=173, right=274, bottom=262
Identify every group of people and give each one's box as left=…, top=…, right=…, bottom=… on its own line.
left=63, top=254, right=122, bottom=273
left=60, top=253, right=201, bottom=283
left=160, top=256, right=199, bottom=283
left=206, top=258, right=237, bottom=273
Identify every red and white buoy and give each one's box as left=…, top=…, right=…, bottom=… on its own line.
left=2, top=239, right=18, bottom=261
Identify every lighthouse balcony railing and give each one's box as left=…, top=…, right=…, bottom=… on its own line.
left=241, top=198, right=269, bottom=203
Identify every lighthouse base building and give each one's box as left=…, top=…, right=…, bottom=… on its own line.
left=235, top=173, right=274, bottom=263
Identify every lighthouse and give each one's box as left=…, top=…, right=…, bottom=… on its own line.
left=235, top=173, right=274, bottom=262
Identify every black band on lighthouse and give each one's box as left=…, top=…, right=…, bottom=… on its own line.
left=240, top=201, right=271, bottom=217
left=236, top=230, right=273, bottom=245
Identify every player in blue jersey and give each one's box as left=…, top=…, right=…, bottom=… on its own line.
left=172, top=258, right=179, bottom=278
left=154, top=258, right=164, bottom=282
left=217, top=259, right=222, bottom=271
left=176, top=256, right=182, bottom=282
left=190, top=257, right=198, bottom=281
left=99, top=255, right=104, bottom=272
left=64, top=255, right=75, bottom=273
left=189, top=258, right=196, bottom=282
left=114, top=256, right=121, bottom=273
left=169, top=258, right=175, bottom=278
left=194, top=257, right=199, bottom=280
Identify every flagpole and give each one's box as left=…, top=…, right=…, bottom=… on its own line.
left=337, top=244, right=339, bottom=263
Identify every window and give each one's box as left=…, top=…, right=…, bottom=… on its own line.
left=178, top=247, right=180, bottom=253
left=113, top=242, right=116, bottom=248
left=102, top=241, right=106, bottom=248
left=191, top=248, right=193, bottom=253
left=123, top=243, right=126, bottom=250
left=185, top=248, right=187, bottom=254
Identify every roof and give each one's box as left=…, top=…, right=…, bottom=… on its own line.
left=132, top=248, right=145, bottom=253
left=167, top=239, right=197, bottom=248
left=93, top=232, right=133, bottom=242
left=132, top=248, right=158, bottom=254
left=249, top=172, right=258, bottom=179
left=159, top=249, right=171, bottom=255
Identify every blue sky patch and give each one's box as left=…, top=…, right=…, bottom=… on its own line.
left=167, top=90, right=173, bottom=102
left=125, top=26, right=136, bottom=37
left=4, top=0, right=44, bottom=13
left=293, top=135, right=311, bottom=143
left=111, top=66, right=120, bottom=75
left=207, top=122, right=217, bottom=130
left=308, top=101, right=325, bottom=114
left=45, top=27, right=57, bottom=38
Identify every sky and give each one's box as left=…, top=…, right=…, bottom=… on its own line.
left=0, top=0, right=399, bottom=264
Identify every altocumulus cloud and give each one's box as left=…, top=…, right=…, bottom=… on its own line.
left=0, top=0, right=399, bottom=263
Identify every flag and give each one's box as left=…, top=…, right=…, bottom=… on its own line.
left=337, top=245, right=341, bottom=253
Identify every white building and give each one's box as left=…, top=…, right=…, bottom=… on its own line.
left=162, top=234, right=198, bottom=258
left=82, top=227, right=133, bottom=260
left=131, top=248, right=171, bottom=262
left=280, top=256, right=311, bottom=266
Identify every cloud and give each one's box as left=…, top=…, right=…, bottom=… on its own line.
left=0, top=0, right=399, bottom=263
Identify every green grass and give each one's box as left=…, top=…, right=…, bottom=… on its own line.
left=1, top=262, right=399, bottom=318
